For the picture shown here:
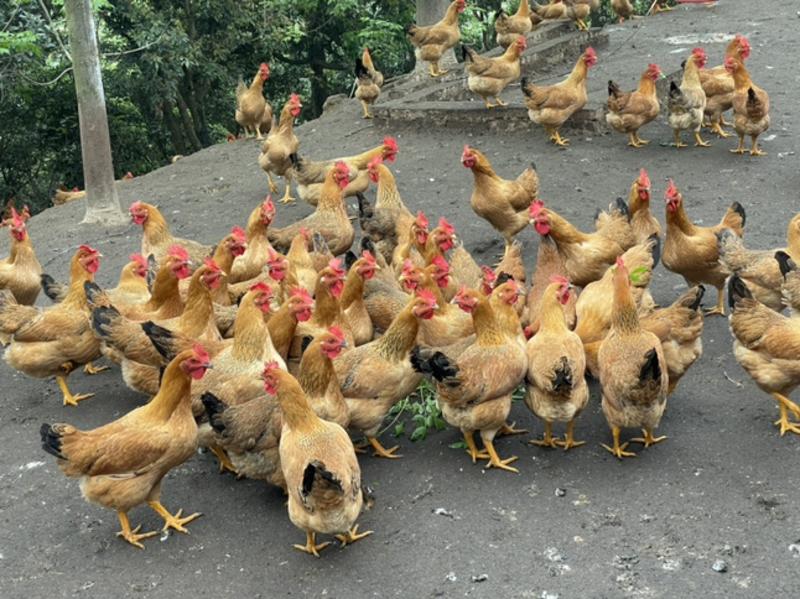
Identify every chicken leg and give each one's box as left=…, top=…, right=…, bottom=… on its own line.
left=367, top=436, right=402, bottom=459
left=266, top=172, right=278, bottom=194
left=294, top=531, right=331, bottom=558
left=773, top=402, right=800, bottom=436
left=601, top=426, right=637, bottom=459
left=498, top=421, right=528, bottom=436
left=335, top=524, right=373, bottom=547
left=704, top=287, right=725, bottom=316
left=749, top=135, right=766, bottom=157
left=83, top=361, right=108, bottom=375
left=730, top=134, right=747, bottom=155
left=555, top=419, right=585, bottom=450
left=148, top=501, right=202, bottom=534
left=463, top=430, right=489, bottom=463
left=628, top=132, right=644, bottom=148
left=116, top=511, right=157, bottom=549
left=360, top=100, right=373, bottom=119
left=630, top=428, right=667, bottom=448
left=56, top=375, right=94, bottom=407
left=548, top=130, right=570, bottom=147
left=481, top=433, right=519, bottom=473
left=672, top=130, right=687, bottom=148
left=280, top=174, right=296, bottom=205
left=529, top=421, right=559, bottom=448
left=693, top=131, right=711, bottom=147
left=209, top=445, right=238, bottom=474
left=710, top=121, right=731, bottom=138
left=633, top=132, right=650, bottom=145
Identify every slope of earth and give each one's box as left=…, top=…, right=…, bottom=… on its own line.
left=1, top=1, right=798, bottom=597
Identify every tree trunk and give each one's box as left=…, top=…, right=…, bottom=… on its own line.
left=64, top=0, right=126, bottom=225
left=413, top=0, right=458, bottom=75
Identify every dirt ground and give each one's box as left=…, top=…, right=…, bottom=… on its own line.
left=2, top=1, right=799, bottom=597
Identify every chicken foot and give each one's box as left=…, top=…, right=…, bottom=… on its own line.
left=366, top=436, right=402, bottom=459
left=294, top=531, right=331, bottom=558
left=280, top=174, right=296, bottom=205
left=83, top=361, right=109, bottom=375
left=463, top=430, right=490, bottom=463
left=148, top=501, right=202, bottom=534
left=547, top=129, right=570, bottom=147
left=497, top=421, right=528, bottom=436
left=555, top=419, right=585, bottom=450
left=704, top=287, right=725, bottom=316
left=481, top=433, right=519, bottom=473
left=709, top=121, right=731, bottom=138
left=601, top=426, right=637, bottom=459
left=529, top=421, right=559, bottom=448
left=772, top=393, right=800, bottom=436
left=693, top=131, right=711, bottom=147
left=360, top=100, right=373, bottom=119
left=428, top=61, right=448, bottom=78
left=627, top=132, right=649, bottom=148
left=748, top=135, right=766, bottom=157
left=56, top=375, right=94, bottom=407
left=672, top=130, right=687, bottom=148
left=116, top=511, right=157, bottom=549
left=629, top=428, right=667, bottom=448
left=335, top=524, right=373, bottom=547
left=209, top=445, right=239, bottom=475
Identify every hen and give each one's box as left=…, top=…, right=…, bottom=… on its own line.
left=229, top=196, right=276, bottom=284
left=0, top=207, right=41, bottom=307
left=355, top=48, right=383, bottom=119
left=462, top=35, right=527, bottom=108
left=668, top=48, right=710, bottom=148
left=129, top=201, right=213, bottom=265
left=700, top=35, right=751, bottom=137
left=606, top=63, right=663, bottom=148
left=524, top=235, right=576, bottom=332
left=341, top=250, right=378, bottom=346
left=235, top=62, right=272, bottom=139
left=259, top=94, right=302, bottom=204
left=627, top=168, right=661, bottom=250
left=610, top=0, right=633, bottom=22
left=406, top=0, right=466, bottom=78
left=494, top=0, right=532, bottom=48
left=725, top=56, right=770, bottom=157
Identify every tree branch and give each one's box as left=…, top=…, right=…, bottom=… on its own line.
left=2, top=6, right=21, bottom=33
left=38, top=0, right=71, bottom=62
left=273, top=51, right=308, bottom=67
left=101, top=35, right=163, bottom=58
left=20, top=66, right=74, bottom=86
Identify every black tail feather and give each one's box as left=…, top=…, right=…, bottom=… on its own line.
left=461, top=44, right=470, bottom=62
left=40, top=423, right=64, bottom=459
left=40, top=273, right=66, bottom=303
left=360, top=237, right=376, bottom=255
left=355, top=57, right=369, bottom=78
left=648, top=233, right=661, bottom=269
left=730, top=201, right=746, bottom=227
left=344, top=250, right=358, bottom=271
left=639, top=348, right=661, bottom=384
left=689, top=285, right=705, bottom=312
left=427, top=351, right=458, bottom=383
left=300, top=335, right=314, bottom=355
left=614, top=196, right=630, bottom=221
left=728, top=275, right=752, bottom=311
left=357, top=191, right=373, bottom=219
left=83, top=281, right=105, bottom=306
left=91, top=305, right=120, bottom=338
left=141, top=321, right=177, bottom=361
left=409, top=346, right=429, bottom=375
left=302, top=460, right=342, bottom=497
left=201, top=392, right=227, bottom=434
left=775, top=251, right=796, bottom=278
left=521, top=77, right=532, bottom=98
left=551, top=357, right=573, bottom=393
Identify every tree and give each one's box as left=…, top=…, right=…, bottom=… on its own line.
left=64, top=0, right=125, bottom=225
left=416, top=0, right=450, bottom=25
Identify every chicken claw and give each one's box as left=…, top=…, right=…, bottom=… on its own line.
left=529, top=421, right=559, bottom=448
left=83, top=361, right=109, bottom=375
left=551, top=131, right=570, bottom=147
left=629, top=428, right=667, bottom=448
left=148, top=501, right=202, bottom=534
left=634, top=133, right=650, bottom=145
left=749, top=136, right=766, bottom=156
left=773, top=393, right=800, bottom=420
left=555, top=420, right=585, bottom=451
left=693, top=132, right=711, bottom=147
left=116, top=512, right=157, bottom=549
left=710, top=122, right=731, bottom=138
left=56, top=376, right=94, bottom=407
left=294, top=531, right=331, bottom=558
left=672, top=131, right=687, bottom=148
left=367, top=436, right=402, bottom=459
left=482, top=439, right=519, bottom=473
left=773, top=403, right=800, bottom=436
left=209, top=445, right=239, bottom=475
left=627, top=132, right=644, bottom=148
left=463, top=431, right=490, bottom=463
left=335, top=524, right=373, bottom=547
left=494, top=97, right=508, bottom=107
left=601, top=427, right=637, bottom=459
left=497, top=421, right=528, bottom=436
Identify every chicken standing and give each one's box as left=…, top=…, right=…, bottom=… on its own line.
left=462, top=35, right=527, bottom=109
left=129, top=201, right=213, bottom=265
left=259, top=94, right=302, bottom=204
left=700, top=35, right=751, bottom=137
left=494, top=0, right=532, bottom=48
left=355, top=48, right=383, bottom=119
left=627, top=168, right=661, bottom=249
left=0, top=207, right=41, bottom=307
left=235, top=62, right=272, bottom=139
left=40, top=345, right=211, bottom=549
left=229, top=196, right=276, bottom=284
left=406, top=0, right=466, bottom=78
left=606, top=63, right=663, bottom=148
left=725, top=56, right=770, bottom=157
left=668, top=48, right=710, bottom=148
left=521, top=47, right=597, bottom=146
left=610, top=0, right=634, bottom=22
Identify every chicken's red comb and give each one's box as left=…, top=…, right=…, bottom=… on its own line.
left=192, top=343, right=210, bottom=364
left=692, top=47, right=707, bottom=61
left=401, top=258, right=415, bottom=274
left=262, top=360, right=281, bottom=376
left=416, top=288, right=437, bottom=305
left=432, top=255, right=450, bottom=272
left=585, top=47, right=596, bottom=60
left=290, top=93, right=301, bottom=105
left=262, top=195, right=275, bottom=213
left=415, top=211, right=429, bottom=229
left=9, top=207, right=25, bottom=228
left=735, top=35, right=751, bottom=58
left=267, top=248, right=283, bottom=262
left=124, top=171, right=134, bottom=179
left=461, top=145, right=473, bottom=160
left=383, top=136, right=398, bottom=154
left=481, top=264, right=497, bottom=279
left=665, top=179, right=679, bottom=198
left=367, top=155, right=383, bottom=171
left=437, top=217, right=455, bottom=235
left=550, top=274, right=569, bottom=287
left=259, top=62, right=269, bottom=74
left=299, top=227, right=311, bottom=240
left=78, top=244, right=99, bottom=255
left=290, top=287, right=313, bottom=303
left=334, top=161, right=350, bottom=177
left=361, top=250, right=376, bottom=266
left=529, top=199, right=545, bottom=217
left=328, top=257, right=345, bottom=277
left=130, top=253, right=148, bottom=269
left=638, top=168, right=650, bottom=188
left=129, top=200, right=144, bottom=212
left=250, top=281, right=273, bottom=296
left=204, top=257, right=221, bottom=273
left=230, top=226, right=247, bottom=243
left=169, top=245, right=190, bottom=261
left=327, top=325, right=346, bottom=343
left=616, top=256, right=625, bottom=269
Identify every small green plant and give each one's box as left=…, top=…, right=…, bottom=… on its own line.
left=382, top=380, right=447, bottom=442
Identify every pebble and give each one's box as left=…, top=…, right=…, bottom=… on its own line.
left=445, top=572, right=457, bottom=582
left=789, top=544, right=800, bottom=558
left=471, top=573, right=489, bottom=583
left=432, top=507, right=454, bottom=519
left=712, top=559, right=728, bottom=573
left=554, top=487, right=566, bottom=497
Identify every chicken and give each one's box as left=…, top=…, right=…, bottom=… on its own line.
left=662, top=179, right=746, bottom=316
left=286, top=231, right=318, bottom=293
left=413, top=287, right=527, bottom=472
left=564, top=0, right=591, bottom=31
left=627, top=168, right=661, bottom=250
left=129, top=201, right=213, bottom=265
left=0, top=206, right=41, bottom=307
left=528, top=198, right=632, bottom=288
left=229, top=196, right=276, bottom=284
left=725, top=56, right=770, bottom=157
left=235, top=62, right=272, bottom=139
left=270, top=287, right=315, bottom=361
left=298, top=326, right=350, bottom=428
left=700, top=35, right=751, bottom=137
left=524, top=235, right=576, bottom=332
left=728, top=275, right=800, bottom=436
left=598, top=257, right=668, bottom=459
left=606, top=63, right=663, bottom=148
left=178, top=226, right=246, bottom=307
left=668, top=48, right=710, bottom=148
left=266, top=362, right=373, bottom=557
left=341, top=250, right=377, bottom=346
left=268, top=162, right=354, bottom=256
left=532, top=0, right=568, bottom=20
left=335, top=290, right=438, bottom=458
left=525, top=277, right=588, bottom=450
left=406, top=0, right=466, bottom=78
left=463, top=35, right=527, bottom=108
left=494, top=0, right=532, bottom=48
left=40, top=345, right=211, bottom=548
left=495, top=240, right=527, bottom=286
left=610, top=0, right=633, bottom=22
left=717, top=214, right=800, bottom=312
left=291, top=137, right=398, bottom=207
left=777, top=252, right=800, bottom=314
left=521, top=47, right=597, bottom=146
left=355, top=48, right=383, bottom=119
left=2, top=245, right=102, bottom=406
left=52, top=172, right=134, bottom=206
left=462, top=145, right=538, bottom=246
left=259, top=94, right=302, bottom=204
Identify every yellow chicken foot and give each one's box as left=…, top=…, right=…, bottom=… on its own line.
left=335, top=524, right=373, bottom=547
left=601, top=427, right=637, bottom=459
left=693, top=131, right=711, bottom=147
left=83, top=361, right=108, bottom=375
left=294, top=531, right=331, bottom=558
left=497, top=421, right=528, bottom=437
left=750, top=135, right=766, bottom=156
left=484, top=99, right=496, bottom=109
left=552, top=131, right=570, bottom=147
left=627, top=132, right=643, bottom=148
left=529, top=421, right=559, bottom=448
left=730, top=135, right=746, bottom=155
left=56, top=376, right=94, bottom=407
left=482, top=439, right=519, bottom=473
left=704, top=289, right=725, bottom=317
left=720, top=116, right=732, bottom=127
left=773, top=393, right=800, bottom=420
left=672, top=130, right=687, bottom=148
left=634, top=132, right=650, bottom=145
left=266, top=172, right=278, bottom=194
left=279, top=180, right=296, bottom=205
left=463, top=431, right=490, bottom=463
left=710, top=122, right=731, bottom=138
left=115, top=511, right=157, bottom=549
left=148, top=501, right=202, bottom=534
left=367, top=436, right=402, bottom=459
left=494, top=97, right=508, bottom=107
left=209, top=445, right=238, bottom=475
left=555, top=420, right=585, bottom=451
left=360, top=100, right=373, bottom=119
left=255, top=124, right=263, bottom=140
left=630, top=428, right=668, bottom=448
left=772, top=403, right=800, bottom=436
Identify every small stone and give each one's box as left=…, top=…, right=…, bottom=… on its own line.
left=712, top=560, right=728, bottom=573
left=433, top=507, right=454, bottom=518
left=789, top=543, right=800, bottom=557
left=471, top=573, right=489, bottom=583
left=554, top=487, right=566, bottom=497
left=445, top=572, right=457, bottom=582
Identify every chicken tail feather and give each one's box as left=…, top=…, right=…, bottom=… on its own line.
left=40, top=423, right=65, bottom=460
left=302, top=460, right=342, bottom=498
left=141, top=321, right=177, bottom=361
left=775, top=251, right=796, bottom=278
left=200, top=392, right=227, bottom=434
left=551, top=356, right=573, bottom=393
left=40, top=273, right=67, bottom=303
left=639, top=348, right=661, bottom=384
left=728, top=275, right=752, bottom=311
left=91, top=305, right=121, bottom=339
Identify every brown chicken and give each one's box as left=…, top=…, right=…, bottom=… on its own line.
left=235, top=62, right=272, bottom=139
left=777, top=252, right=800, bottom=313
left=728, top=275, right=800, bottom=436
left=229, top=197, right=277, bottom=284
left=463, top=35, right=527, bottom=108
left=525, top=236, right=577, bottom=332
left=355, top=48, right=384, bottom=119
left=259, top=94, right=302, bottom=204
left=298, top=326, right=350, bottom=428
left=335, top=290, right=438, bottom=458
left=607, top=63, right=663, bottom=148
left=342, top=250, right=377, bottom=346
left=52, top=173, right=134, bottom=206
left=564, top=0, right=591, bottom=31
left=662, top=179, right=746, bottom=315
left=494, top=0, right=532, bottom=48
left=610, top=0, right=633, bottom=22
left=129, top=201, right=213, bottom=265
left=413, top=287, right=527, bottom=472
left=0, top=207, right=41, bottom=307
left=407, top=0, right=465, bottom=78
left=700, top=35, right=751, bottom=137
left=2, top=245, right=102, bottom=406
left=266, top=362, right=373, bottom=557
left=40, top=345, right=211, bottom=548
left=668, top=48, right=710, bottom=148
left=462, top=146, right=538, bottom=247
left=269, top=162, right=354, bottom=256
left=628, top=168, right=661, bottom=249
left=718, top=214, right=800, bottom=312
left=598, top=257, right=668, bottom=459
left=525, top=277, right=588, bottom=450
left=725, top=56, right=770, bottom=157
left=532, top=0, right=568, bottom=20
left=270, top=287, right=315, bottom=361
left=521, top=46, right=597, bottom=146
left=178, top=226, right=246, bottom=307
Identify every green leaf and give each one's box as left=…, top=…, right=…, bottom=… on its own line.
left=449, top=441, right=468, bottom=450
left=393, top=422, right=405, bottom=438
left=629, top=266, right=650, bottom=285
left=410, top=426, right=427, bottom=442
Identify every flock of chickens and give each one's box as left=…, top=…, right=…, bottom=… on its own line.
left=0, top=0, right=791, bottom=560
